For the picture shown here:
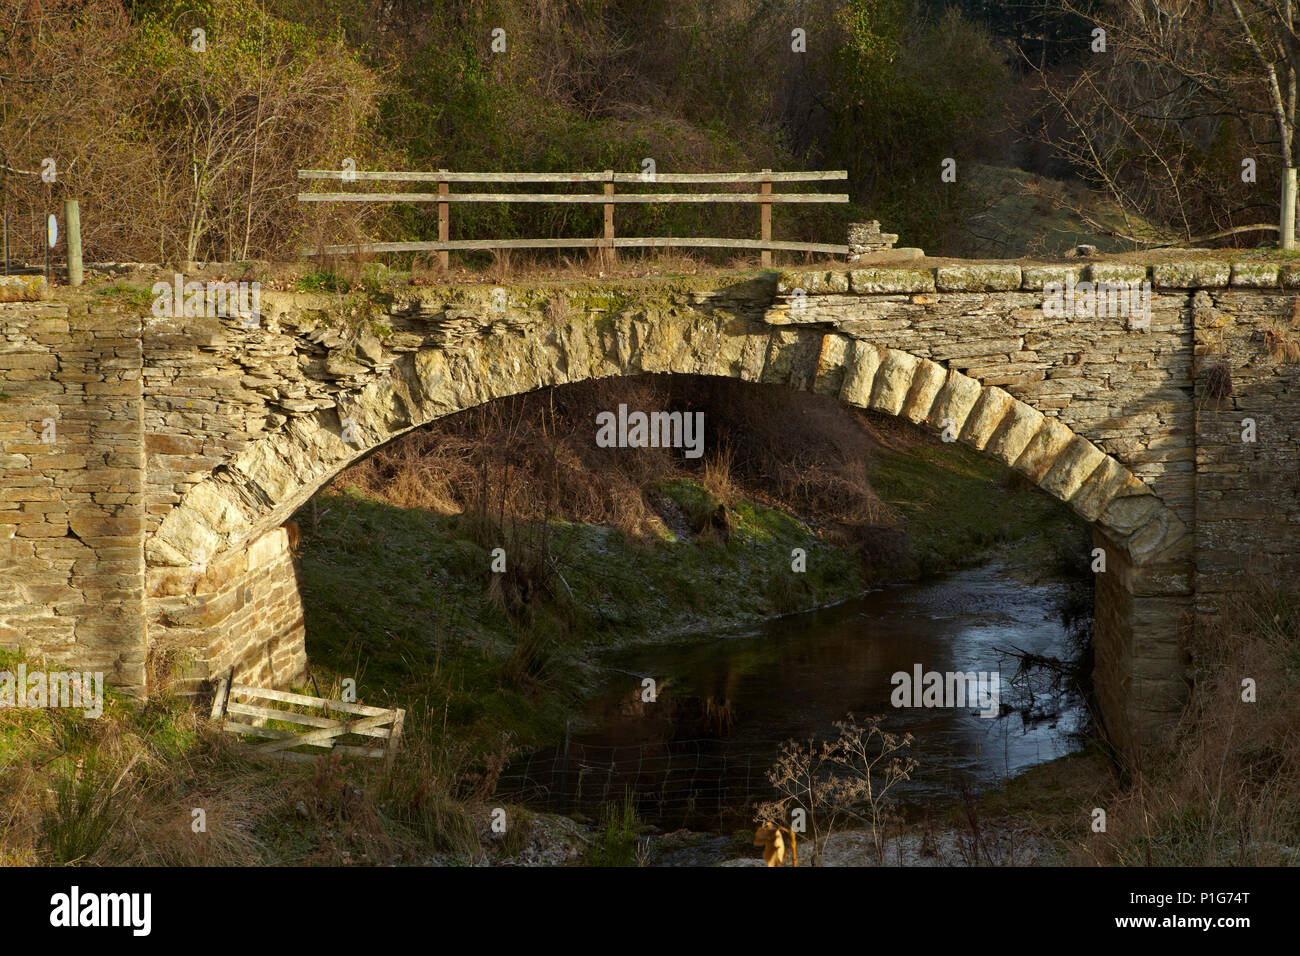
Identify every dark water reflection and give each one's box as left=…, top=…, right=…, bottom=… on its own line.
left=500, top=562, right=1086, bottom=829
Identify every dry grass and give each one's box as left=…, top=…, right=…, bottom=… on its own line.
left=1265, top=327, right=1300, bottom=363
left=298, top=244, right=844, bottom=290
left=544, top=293, right=570, bottom=324
left=1204, top=358, right=1234, bottom=399
left=330, top=375, right=899, bottom=554
left=0, top=658, right=511, bottom=866
left=1067, top=579, right=1300, bottom=866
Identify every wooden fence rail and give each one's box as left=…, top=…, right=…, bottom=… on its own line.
left=210, top=677, right=406, bottom=765
left=297, top=168, right=850, bottom=268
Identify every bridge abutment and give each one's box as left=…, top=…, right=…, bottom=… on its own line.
left=146, top=525, right=306, bottom=692
left=0, top=297, right=147, bottom=694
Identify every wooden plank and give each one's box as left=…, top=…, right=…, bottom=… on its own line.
left=222, top=722, right=394, bottom=745
left=300, top=170, right=615, bottom=183
left=297, top=192, right=849, bottom=204
left=385, top=709, right=406, bottom=768
left=219, top=723, right=295, bottom=740
left=302, top=237, right=852, bottom=256
left=254, top=713, right=396, bottom=754
left=299, top=169, right=848, bottom=183
left=227, top=683, right=392, bottom=717
left=209, top=677, right=228, bottom=720
left=222, top=723, right=392, bottom=758
left=613, top=171, right=847, bottom=183
left=225, top=701, right=395, bottom=737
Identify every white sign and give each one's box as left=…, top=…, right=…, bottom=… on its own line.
left=47, top=213, right=58, bottom=248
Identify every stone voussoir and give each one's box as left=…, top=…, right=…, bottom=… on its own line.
left=925, top=369, right=983, bottom=435
left=838, top=339, right=883, bottom=408
left=899, top=359, right=947, bottom=424
left=1040, top=435, right=1108, bottom=504
left=984, top=399, right=1045, bottom=467
left=958, top=386, right=1015, bottom=451
left=812, top=333, right=852, bottom=397
left=867, top=349, right=922, bottom=416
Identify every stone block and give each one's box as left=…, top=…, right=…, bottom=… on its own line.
left=868, top=350, right=922, bottom=416
left=935, top=264, right=1021, bottom=292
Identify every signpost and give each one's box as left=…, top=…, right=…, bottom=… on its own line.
left=46, top=212, right=56, bottom=283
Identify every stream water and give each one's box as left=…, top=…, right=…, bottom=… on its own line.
left=499, top=561, right=1087, bottom=833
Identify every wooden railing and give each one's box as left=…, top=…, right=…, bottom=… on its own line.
left=297, top=169, right=850, bottom=267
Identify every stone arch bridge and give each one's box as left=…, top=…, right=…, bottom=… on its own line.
left=3, top=259, right=1299, bottom=752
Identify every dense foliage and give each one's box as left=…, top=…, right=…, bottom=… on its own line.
left=2, top=0, right=1286, bottom=261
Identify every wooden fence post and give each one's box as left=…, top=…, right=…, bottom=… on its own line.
left=760, top=168, right=772, bottom=268
left=437, top=169, right=450, bottom=271
left=603, top=170, right=615, bottom=270
left=64, top=199, right=82, bottom=287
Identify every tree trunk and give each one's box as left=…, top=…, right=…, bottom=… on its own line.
left=1282, top=167, right=1297, bottom=250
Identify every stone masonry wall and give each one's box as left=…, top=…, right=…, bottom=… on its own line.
left=2, top=258, right=1299, bottom=754
left=770, top=263, right=1197, bottom=529
left=1190, top=288, right=1300, bottom=608
left=147, top=525, right=305, bottom=691
left=0, top=295, right=146, bottom=695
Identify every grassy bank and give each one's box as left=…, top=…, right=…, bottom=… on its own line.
left=295, top=478, right=864, bottom=756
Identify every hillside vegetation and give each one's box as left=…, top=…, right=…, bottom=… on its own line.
left=0, top=0, right=1031, bottom=264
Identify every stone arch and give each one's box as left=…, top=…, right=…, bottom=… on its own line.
left=145, top=305, right=1192, bottom=749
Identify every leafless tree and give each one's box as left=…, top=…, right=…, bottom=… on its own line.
left=0, top=0, right=387, bottom=264
left=1033, top=0, right=1300, bottom=248
left=755, top=714, right=917, bottom=865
